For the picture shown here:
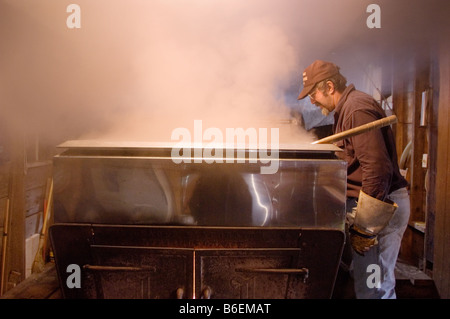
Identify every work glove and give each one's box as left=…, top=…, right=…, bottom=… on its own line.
left=349, top=190, right=398, bottom=256
left=349, top=224, right=378, bottom=256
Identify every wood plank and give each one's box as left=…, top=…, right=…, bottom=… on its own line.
left=410, top=59, right=429, bottom=224
left=0, top=226, right=3, bottom=264
left=424, top=58, right=440, bottom=268
left=0, top=198, right=7, bottom=228
left=24, top=186, right=45, bottom=218
left=24, top=162, right=52, bottom=191
left=0, top=262, right=60, bottom=299
left=434, top=43, right=450, bottom=298
left=25, top=212, right=42, bottom=239
left=2, top=135, right=26, bottom=294
left=0, top=164, right=10, bottom=199
left=394, top=57, right=416, bottom=267
left=441, top=60, right=450, bottom=298
left=392, top=66, right=414, bottom=160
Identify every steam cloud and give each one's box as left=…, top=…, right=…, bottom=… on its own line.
left=1, top=0, right=448, bottom=148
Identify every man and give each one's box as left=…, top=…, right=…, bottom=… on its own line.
left=297, top=60, right=409, bottom=299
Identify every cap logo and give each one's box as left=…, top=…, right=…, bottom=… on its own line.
left=302, top=72, right=307, bottom=85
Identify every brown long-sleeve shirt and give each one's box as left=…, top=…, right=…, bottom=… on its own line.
left=333, top=84, right=408, bottom=200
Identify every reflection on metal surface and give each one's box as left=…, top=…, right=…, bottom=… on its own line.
left=53, top=141, right=347, bottom=229
left=248, top=174, right=271, bottom=225
left=83, top=265, right=156, bottom=272
left=176, top=287, right=184, bottom=299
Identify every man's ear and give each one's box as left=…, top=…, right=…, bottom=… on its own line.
left=326, top=80, right=335, bottom=94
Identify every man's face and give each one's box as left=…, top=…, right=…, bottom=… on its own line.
left=308, top=85, right=335, bottom=116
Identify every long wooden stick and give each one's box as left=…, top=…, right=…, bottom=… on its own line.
left=1, top=199, right=10, bottom=296
left=32, top=179, right=53, bottom=274
left=312, top=115, right=397, bottom=144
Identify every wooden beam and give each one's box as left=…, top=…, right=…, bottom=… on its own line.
left=410, top=57, right=429, bottom=224
left=393, top=55, right=415, bottom=265
left=424, top=56, right=440, bottom=272
left=433, top=42, right=450, bottom=299
left=3, top=136, right=26, bottom=293
left=0, top=262, right=60, bottom=299
left=392, top=61, right=414, bottom=160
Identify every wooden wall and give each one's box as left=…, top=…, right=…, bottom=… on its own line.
left=392, top=52, right=429, bottom=269
left=373, top=41, right=450, bottom=298
left=433, top=42, right=450, bottom=299
left=1, top=136, right=26, bottom=293
left=0, top=133, right=53, bottom=295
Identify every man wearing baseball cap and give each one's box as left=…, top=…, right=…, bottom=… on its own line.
left=298, top=60, right=409, bottom=299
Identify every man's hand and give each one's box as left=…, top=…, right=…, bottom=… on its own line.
left=349, top=224, right=378, bottom=256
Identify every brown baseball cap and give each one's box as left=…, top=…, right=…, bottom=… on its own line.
left=297, top=60, right=341, bottom=100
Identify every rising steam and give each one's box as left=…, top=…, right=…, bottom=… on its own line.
left=1, top=0, right=448, bottom=148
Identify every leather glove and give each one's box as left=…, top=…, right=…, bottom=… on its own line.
left=349, top=224, right=378, bottom=256
left=349, top=190, right=398, bottom=256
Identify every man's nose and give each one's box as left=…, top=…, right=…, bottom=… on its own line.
left=309, top=96, right=316, bottom=104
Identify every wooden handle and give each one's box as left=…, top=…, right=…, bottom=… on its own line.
left=312, top=115, right=397, bottom=145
